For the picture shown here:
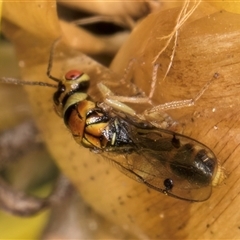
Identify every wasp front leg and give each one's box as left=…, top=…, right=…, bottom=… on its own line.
left=97, top=62, right=160, bottom=108
left=97, top=63, right=176, bottom=128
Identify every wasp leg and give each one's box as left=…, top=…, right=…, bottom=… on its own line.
left=97, top=82, right=137, bottom=116
left=120, top=58, right=147, bottom=97
left=144, top=72, right=220, bottom=116
left=97, top=63, right=160, bottom=116
left=97, top=63, right=160, bottom=107
left=101, top=58, right=146, bottom=99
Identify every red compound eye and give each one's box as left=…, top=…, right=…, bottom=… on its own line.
left=65, top=70, right=83, bottom=80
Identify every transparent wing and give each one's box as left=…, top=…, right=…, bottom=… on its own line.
left=101, top=122, right=218, bottom=202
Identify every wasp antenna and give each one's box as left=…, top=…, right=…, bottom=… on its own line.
left=46, top=37, right=62, bottom=83
left=0, top=77, right=58, bottom=88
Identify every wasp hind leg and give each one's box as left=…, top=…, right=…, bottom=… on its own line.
left=144, top=72, right=220, bottom=116
left=141, top=72, right=220, bottom=128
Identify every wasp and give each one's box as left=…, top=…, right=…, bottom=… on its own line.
left=0, top=46, right=224, bottom=202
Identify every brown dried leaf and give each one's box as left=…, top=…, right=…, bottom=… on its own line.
left=2, top=0, right=240, bottom=239
left=58, top=0, right=155, bottom=18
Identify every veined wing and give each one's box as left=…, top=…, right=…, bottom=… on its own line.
left=101, top=119, right=218, bottom=202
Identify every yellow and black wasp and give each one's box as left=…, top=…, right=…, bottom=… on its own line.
left=0, top=48, right=224, bottom=202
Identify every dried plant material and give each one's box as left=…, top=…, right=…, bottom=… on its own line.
left=1, top=1, right=136, bottom=239
left=0, top=85, right=31, bottom=130
left=209, top=1, right=240, bottom=14
left=58, top=1, right=155, bottom=19
left=0, top=0, right=2, bottom=30
left=0, top=121, right=40, bottom=168
left=2, top=2, right=60, bottom=40
left=152, top=0, right=202, bottom=79
left=0, top=174, right=72, bottom=216
left=1, top=0, right=240, bottom=239
left=109, top=3, right=240, bottom=238
left=56, top=0, right=161, bottom=55
left=59, top=20, right=129, bottom=55
left=41, top=189, right=134, bottom=240
left=2, top=1, right=146, bottom=57
left=72, top=15, right=135, bottom=30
